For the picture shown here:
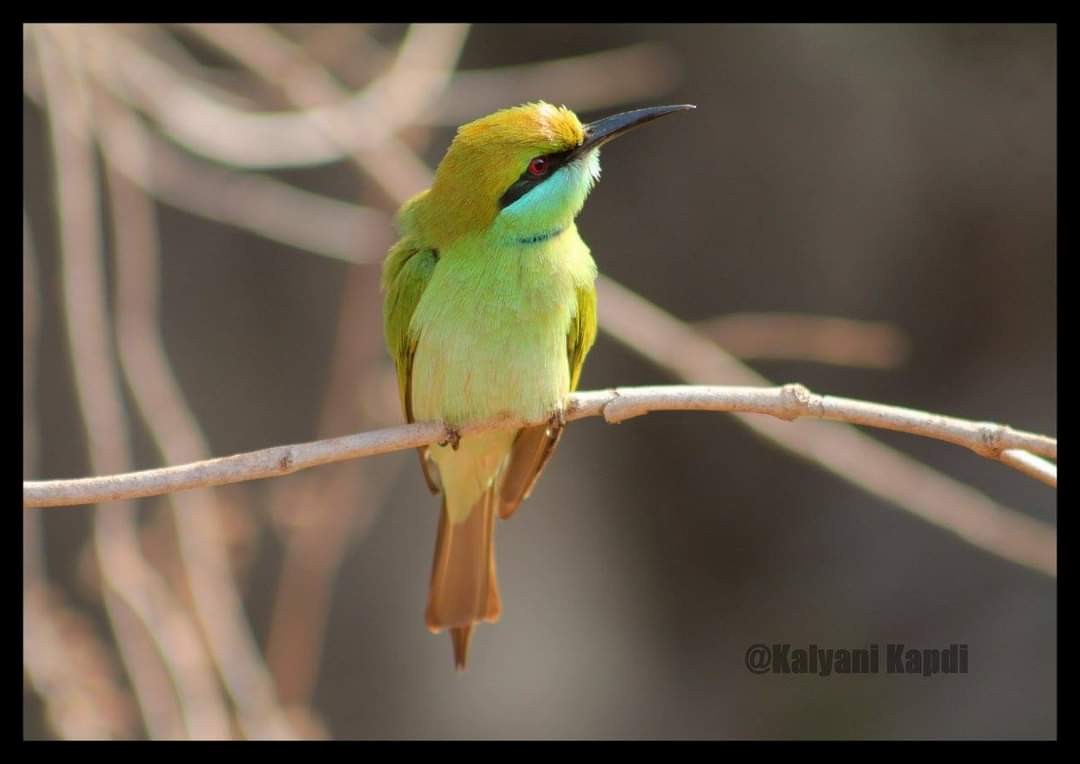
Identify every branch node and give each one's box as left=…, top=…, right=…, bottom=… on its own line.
left=600, top=388, right=635, bottom=424
left=779, top=383, right=816, bottom=421
left=548, top=408, right=567, bottom=435
left=23, top=383, right=1058, bottom=509
left=440, top=425, right=462, bottom=451
left=975, top=422, right=1006, bottom=458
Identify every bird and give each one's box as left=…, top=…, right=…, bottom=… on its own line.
left=381, top=101, right=694, bottom=669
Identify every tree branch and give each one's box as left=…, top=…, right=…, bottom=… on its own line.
left=27, top=32, right=1055, bottom=577
left=595, top=277, right=1057, bottom=578
left=695, top=313, right=911, bottom=369
left=98, top=91, right=294, bottom=740
left=23, top=384, right=1055, bottom=509
left=999, top=449, right=1058, bottom=488
left=34, top=26, right=231, bottom=739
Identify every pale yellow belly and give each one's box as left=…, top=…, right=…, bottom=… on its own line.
left=408, top=231, right=595, bottom=520
left=411, top=312, right=571, bottom=426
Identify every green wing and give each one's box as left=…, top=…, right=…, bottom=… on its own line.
left=567, top=284, right=598, bottom=392
left=382, top=239, right=440, bottom=492
left=498, top=284, right=598, bottom=519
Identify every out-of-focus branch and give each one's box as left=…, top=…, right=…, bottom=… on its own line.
left=23, top=32, right=393, bottom=265
left=23, top=33, right=675, bottom=270
left=271, top=24, right=392, bottom=88
left=110, top=113, right=393, bottom=263
left=34, top=26, right=231, bottom=740
left=23, top=209, right=132, bottom=740
left=23, top=585, right=138, bottom=740
left=23, top=210, right=39, bottom=491
left=696, top=313, right=911, bottom=369
left=81, top=25, right=679, bottom=171
left=180, top=22, right=465, bottom=202
left=23, top=212, right=42, bottom=577
left=98, top=94, right=297, bottom=740
left=24, top=207, right=126, bottom=740
left=595, top=277, right=1056, bottom=577
left=24, top=26, right=1058, bottom=583
left=22, top=383, right=1057, bottom=511
left=263, top=268, right=403, bottom=705
left=25, top=33, right=1056, bottom=744
left=253, top=38, right=1056, bottom=581
left=172, top=22, right=462, bottom=707
left=79, top=23, right=466, bottom=183
left=422, top=42, right=682, bottom=126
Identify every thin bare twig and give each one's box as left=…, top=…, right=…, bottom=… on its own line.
left=25, top=28, right=1058, bottom=582
left=173, top=22, right=465, bottom=708
left=999, top=450, right=1057, bottom=488
left=180, top=22, right=466, bottom=201
left=22, top=209, right=39, bottom=487
left=23, top=209, right=131, bottom=740
left=80, top=23, right=466, bottom=179
left=23, top=383, right=1056, bottom=512
left=23, top=585, right=138, bottom=739
left=177, top=34, right=1055, bottom=579
left=23, top=209, right=43, bottom=578
left=263, top=267, right=402, bottom=706
left=91, top=26, right=679, bottom=168
left=595, top=277, right=1056, bottom=578
left=23, top=207, right=132, bottom=740
left=696, top=312, right=911, bottom=369
left=23, top=208, right=129, bottom=740
left=107, top=112, right=393, bottom=263
left=269, top=24, right=392, bottom=88
left=26, top=24, right=1056, bottom=677
left=421, top=42, right=682, bottom=126
left=99, top=94, right=296, bottom=740
left=35, top=25, right=231, bottom=740
left=24, top=47, right=389, bottom=264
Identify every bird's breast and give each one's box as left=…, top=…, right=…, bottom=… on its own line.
left=409, top=230, right=596, bottom=425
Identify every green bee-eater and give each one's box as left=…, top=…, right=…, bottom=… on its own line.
left=381, top=101, right=694, bottom=668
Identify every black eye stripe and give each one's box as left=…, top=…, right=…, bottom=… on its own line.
left=498, top=149, right=574, bottom=209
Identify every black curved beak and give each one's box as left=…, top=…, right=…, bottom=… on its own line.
left=570, top=104, right=695, bottom=161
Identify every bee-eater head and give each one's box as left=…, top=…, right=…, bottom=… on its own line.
left=413, top=101, right=694, bottom=246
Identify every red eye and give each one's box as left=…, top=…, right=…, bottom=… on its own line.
left=527, top=157, right=549, bottom=176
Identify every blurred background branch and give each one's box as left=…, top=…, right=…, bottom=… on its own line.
left=24, top=23, right=1056, bottom=740
left=35, top=27, right=231, bottom=738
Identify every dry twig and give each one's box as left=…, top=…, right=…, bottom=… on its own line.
left=98, top=95, right=295, bottom=740
left=696, top=313, right=911, bottom=369
left=35, top=25, right=231, bottom=739
left=25, top=24, right=1057, bottom=584
left=595, top=277, right=1056, bottom=577
left=23, top=383, right=1056, bottom=509
left=23, top=27, right=1056, bottom=744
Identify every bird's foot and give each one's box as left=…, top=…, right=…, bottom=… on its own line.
left=547, top=408, right=566, bottom=437
left=440, top=425, right=462, bottom=451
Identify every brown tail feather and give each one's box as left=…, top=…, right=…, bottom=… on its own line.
left=425, top=486, right=501, bottom=670
left=450, top=627, right=472, bottom=670
left=499, top=421, right=564, bottom=519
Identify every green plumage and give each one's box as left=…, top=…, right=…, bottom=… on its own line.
left=379, top=100, right=690, bottom=668
left=382, top=221, right=597, bottom=517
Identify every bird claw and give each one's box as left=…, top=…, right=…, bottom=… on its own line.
left=547, top=409, right=566, bottom=436
left=440, top=426, right=462, bottom=451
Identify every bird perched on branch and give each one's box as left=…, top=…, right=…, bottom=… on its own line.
left=382, top=101, right=694, bottom=669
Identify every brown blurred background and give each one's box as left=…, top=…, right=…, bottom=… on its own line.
left=23, top=24, right=1056, bottom=739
